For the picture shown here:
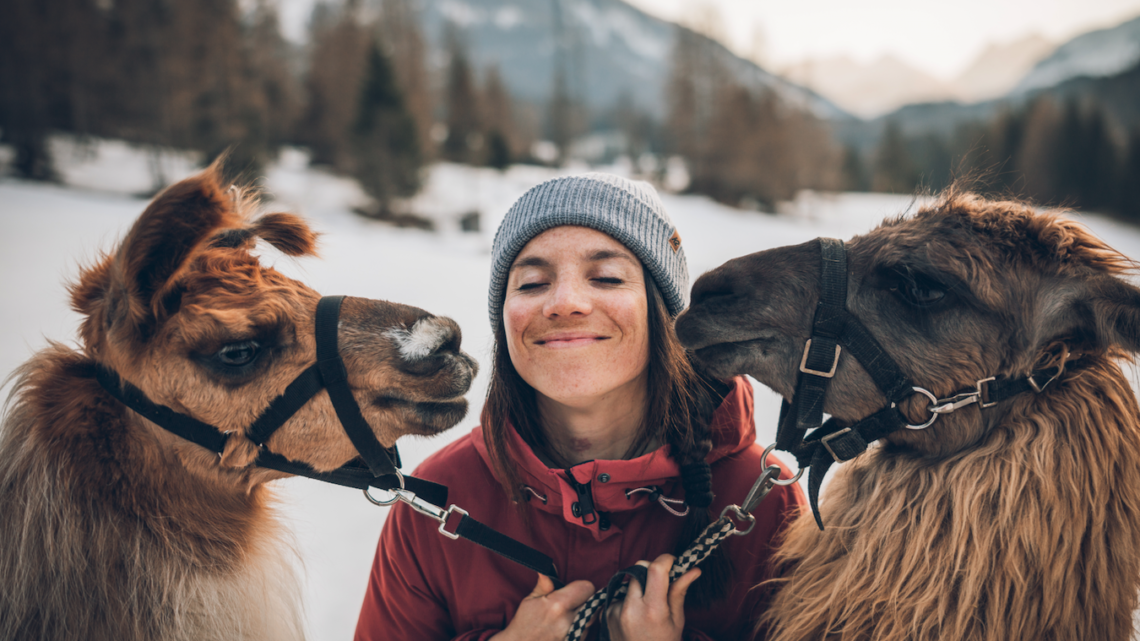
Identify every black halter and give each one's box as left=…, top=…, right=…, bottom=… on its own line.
left=95, top=295, right=447, bottom=505
left=777, top=238, right=1065, bottom=529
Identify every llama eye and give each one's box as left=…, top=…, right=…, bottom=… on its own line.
left=215, top=340, right=261, bottom=367
left=890, top=273, right=946, bottom=307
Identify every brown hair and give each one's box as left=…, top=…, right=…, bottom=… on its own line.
left=482, top=267, right=732, bottom=607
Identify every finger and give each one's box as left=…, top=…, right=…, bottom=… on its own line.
left=642, top=554, right=674, bottom=606
left=528, top=573, right=556, bottom=598
left=668, top=567, right=702, bottom=616
left=627, top=560, right=650, bottom=600
left=551, top=579, right=597, bottom=609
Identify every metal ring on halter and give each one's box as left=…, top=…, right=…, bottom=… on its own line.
left=761, top=443, right=805, bottom=486
left=363, top=469, right=406, bottom=506
left=903, top=387, right=940, bottom=430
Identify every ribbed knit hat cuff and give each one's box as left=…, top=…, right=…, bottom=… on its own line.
left=488, top=174, right=689, bottom=330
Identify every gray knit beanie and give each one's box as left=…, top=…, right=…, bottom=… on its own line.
left=488, top=173, right=689, bottom=329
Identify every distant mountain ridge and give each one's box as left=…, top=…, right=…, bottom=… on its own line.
left=1013, top=15, right=1140, bottom=94
left=835, top=14, right=1140, bottom=151
left=781, top=35, right=1055, bottom=119
left=409, top=0, right=849, bottom=120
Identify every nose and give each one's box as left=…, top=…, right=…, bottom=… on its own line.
left=389, top=315, right=465, bottom=377
left=543, top=277, right=592, bottom=318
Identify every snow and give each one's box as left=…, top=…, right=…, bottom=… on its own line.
left=3, top=140, right=1140, bottom=640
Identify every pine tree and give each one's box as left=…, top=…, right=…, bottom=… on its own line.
left=482, top=66, right=516, bottom=168
left=1118, top=132, right=1140, bottom=220
left=441, top=25, right=482, bottom=164
left=301, top=4, right=369, bottom=170
left=872, top=121, right=919, bottom=193
left=1016, top=97, right=1064, bottom=205
left=380, top=0, right=434, bottom=159
left=352, top=39, right=422, bottom=213
left=248, top=1, right=301, bottom=152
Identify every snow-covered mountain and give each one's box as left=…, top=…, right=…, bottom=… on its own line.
left=953, top=34, right=1055, bottom=102
left=778, top=36, right=1056, bottom=120
left=780, top=55, right=953, bottom=120
left=414, top=0, right=849, bottom=120
left=1012, top=15, right=1140, bottom=94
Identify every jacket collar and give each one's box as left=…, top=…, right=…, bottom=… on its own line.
left=472, top=378, right=755, bottom=538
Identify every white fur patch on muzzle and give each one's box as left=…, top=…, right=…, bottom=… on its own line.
left=385, top=317, right=451, bottom=361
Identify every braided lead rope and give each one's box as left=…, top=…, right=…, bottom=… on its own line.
left=564, top=517, right=737, bottom=641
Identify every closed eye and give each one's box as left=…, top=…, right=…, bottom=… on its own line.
left=593, top=277, right=623, bottom=285
left=889, top=267, right=948, bottom=308
left=517, top=282, right=547, bottom=291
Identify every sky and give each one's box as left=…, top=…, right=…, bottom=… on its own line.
left=275, top=0, right=1140, bottom=80
left=624, top=0, right=1140, bottom=79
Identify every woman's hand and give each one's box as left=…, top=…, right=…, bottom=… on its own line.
left=605, top=554, right=701, bottom=641
left=489, top=574, right=596, bottom=641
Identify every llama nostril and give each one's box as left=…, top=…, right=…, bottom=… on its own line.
left=385, top=317, right=461, bottom=376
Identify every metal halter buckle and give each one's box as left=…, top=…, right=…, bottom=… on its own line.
left=976, top=376, right=997, bottom=408
left=1028, top=366, right=1062, bottom=393
left=820, top=428, right=853, bottom=462
left=799, top=339, right=841, bottom=378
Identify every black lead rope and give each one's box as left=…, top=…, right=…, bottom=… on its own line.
left=94, top=295, right=563, bottom=586
left=773, top=238, right=1069, bottom=529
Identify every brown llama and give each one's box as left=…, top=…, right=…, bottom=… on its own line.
left=0, top=165, right=477, bottom=641
left=675, top=191, right=1140, bottom=640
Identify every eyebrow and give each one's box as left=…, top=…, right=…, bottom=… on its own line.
left=511, top=249, right=637, bottom=271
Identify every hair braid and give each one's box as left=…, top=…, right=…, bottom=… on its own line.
left=668, top=371, right=734, bottom=609
left=641, top=275, right=734, bottom=609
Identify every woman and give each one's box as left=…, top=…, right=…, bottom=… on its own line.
left=355, top=174, right=804, bottom=641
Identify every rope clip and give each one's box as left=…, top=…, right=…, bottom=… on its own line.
left=364, top=476, right=469, bottom=540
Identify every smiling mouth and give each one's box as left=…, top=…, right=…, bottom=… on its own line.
left=535, top=336, right=608, bottom=347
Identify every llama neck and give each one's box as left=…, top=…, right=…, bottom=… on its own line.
left=764, top=356, right=1140, bottom=641
left=1, top=346, right=304, bottom=641
left=20, top=347, right=272, bottom=567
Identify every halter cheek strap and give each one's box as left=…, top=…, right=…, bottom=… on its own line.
left=94, top=295, right=437, bottom=503
left=777, top=238, right=1068, bottom=529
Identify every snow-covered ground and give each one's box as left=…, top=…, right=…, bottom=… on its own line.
left=3, top=141, right=1139, bottom=640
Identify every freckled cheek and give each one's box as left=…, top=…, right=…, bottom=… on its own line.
left=613, top=305, right=650, bottom=367
left=503, top=298, right=537, bottom=366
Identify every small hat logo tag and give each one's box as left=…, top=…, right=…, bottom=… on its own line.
left=668, top=230, right=682, bottom=253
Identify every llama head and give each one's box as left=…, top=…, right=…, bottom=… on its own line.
left=68, top=164, right=477, bottom=474
left=677, top=192, right=1140, bottom=457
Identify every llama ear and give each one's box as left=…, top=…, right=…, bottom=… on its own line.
left=1085, top=274, right=1140, bottom=353
left=106, top=167, right=241, bottom=338
left=249, top=213, right=319, bottom=257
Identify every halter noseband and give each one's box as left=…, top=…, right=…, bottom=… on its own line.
left=777, top=238, right=1066, bottom=529
left=95, top=295, right=447, bottom=504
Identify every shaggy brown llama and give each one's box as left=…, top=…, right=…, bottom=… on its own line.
left=0, top=166, right=477, bottom=641
left=676, top=192, right=1140, bottom=640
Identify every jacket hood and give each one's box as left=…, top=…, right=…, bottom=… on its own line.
left=472, top=377, right=756, bottom=540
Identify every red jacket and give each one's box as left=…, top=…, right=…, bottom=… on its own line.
left=355, top=378, right=805, bottom=641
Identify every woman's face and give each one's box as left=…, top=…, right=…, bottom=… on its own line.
left=504, top=226, right=650, bottom=408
